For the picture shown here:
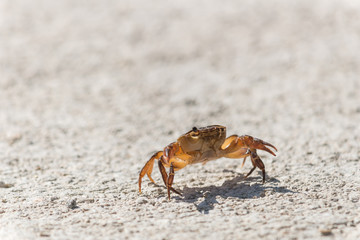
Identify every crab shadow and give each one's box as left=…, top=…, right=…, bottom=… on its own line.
left=174, top=172, right=294, bottom=214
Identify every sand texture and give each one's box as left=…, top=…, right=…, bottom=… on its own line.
left=1, top=0, right=360, bottom=239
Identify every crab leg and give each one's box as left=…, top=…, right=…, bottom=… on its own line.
left=245, top=150, right=266, bottom=183
left=167, top=163, right=175, bottom=200
left=241, top=156, right=248, bottom=168
left=158, top=159, right=168, bottom=187
left=138, top=151, right=163, bottom=193
left=245, top=166, right=256, bottom=178
left=158, top=159, right=181, bottom=199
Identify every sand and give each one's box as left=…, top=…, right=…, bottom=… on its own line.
left=0, top=0, right=359, bottom=239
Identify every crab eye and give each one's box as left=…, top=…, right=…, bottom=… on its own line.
left=190, top=129, right=200, bottom=138
left=191, top=131, right=199, bottom=136
left=191, top=134, right=199, bottom=139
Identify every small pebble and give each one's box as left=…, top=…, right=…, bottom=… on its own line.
left=333, top=218, right=348, bottom=226
left=40, top=232, right=50, bottom=237
left=350, top=195, right=359, bottom=203
left=51, top=196, right=59, bottom=202
left=0, top=182, right=14, bottom=188
left=320, top=229, right=332, bottom=236
left=136, top=197, right=148, bottom=204
left=67, top=199, right=79, bottom=209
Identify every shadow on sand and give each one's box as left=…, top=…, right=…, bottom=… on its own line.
left=172, top=172, right=295, bottom=214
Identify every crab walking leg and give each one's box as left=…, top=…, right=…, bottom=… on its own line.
left=244, top=150, right=266, bottom=183
left=138, top=151, right=163, bottom=193
left=244, top=150, right=257, bottom=179
left=241, top=156, right=248, bottom=168
left=158, top=159, right=181, bottom=197
left=245, top=166, right=256, bottom=179
left=158, top=159, right=168, bottom=186
left=167, top=163, right=175, bottom=200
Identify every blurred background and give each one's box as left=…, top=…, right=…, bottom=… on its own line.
left=1, top=0, right=359, bottom=174
left=1, top=0, right=360, bottom=239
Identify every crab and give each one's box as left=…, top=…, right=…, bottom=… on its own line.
left=138, top=125, right=277, bottom=200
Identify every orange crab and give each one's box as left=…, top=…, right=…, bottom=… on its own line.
left=138, top=125, right=277, bottom=200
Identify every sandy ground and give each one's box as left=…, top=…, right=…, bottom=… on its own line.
left=1, top=0, right=360, bottom=239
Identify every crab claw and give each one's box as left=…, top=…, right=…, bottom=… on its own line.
left=243, top=135, right=277, bottom=156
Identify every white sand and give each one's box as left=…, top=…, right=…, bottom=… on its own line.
left=1, top=0, right=359, bottom=239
